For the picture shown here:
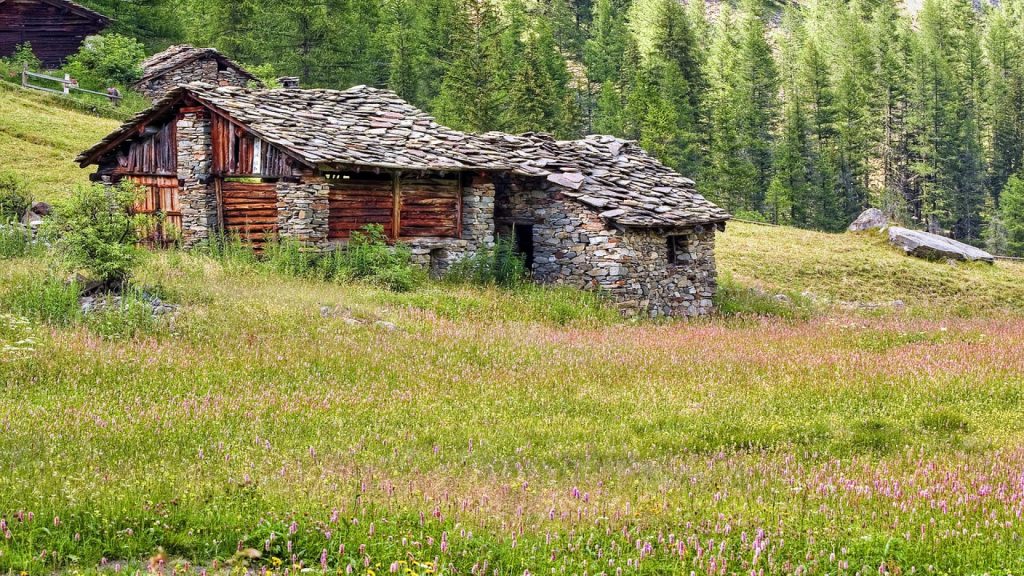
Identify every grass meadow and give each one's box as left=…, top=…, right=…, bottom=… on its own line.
left=2, top=241, right=1024, bottom=575
left=4, top=88, right=1024, bottom=574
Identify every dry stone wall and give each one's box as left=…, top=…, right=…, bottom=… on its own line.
left=277, top=181, right=330, bottom=248
left=495, top=176, right=718, bottom=317
left=176, top=112, right=216, bottom=247
left=139, top=59, right=251, bottom=100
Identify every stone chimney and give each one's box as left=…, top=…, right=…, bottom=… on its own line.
left=278, top=77, right=300, bottom=89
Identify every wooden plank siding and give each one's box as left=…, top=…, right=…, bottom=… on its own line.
left=127, top=175, right=181, bottom=246
left=221, top=180, right=278, bottom=243
left=327, top=173, right=461, bottom=241
left=211, top=115, right=291, bottom=177
left=114, top=121, right=177, bottom=176
left=0, top=0, right=109, bottom=68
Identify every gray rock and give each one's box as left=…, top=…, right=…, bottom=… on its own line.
left=887, top=226, right=994, bottom=263
left=848, top=208, right=888, bottom=232
left=373, top=320, right=397, bottom=331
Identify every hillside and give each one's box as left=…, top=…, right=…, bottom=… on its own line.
left=719, top=221, right=1024, bottom=315
left=2, top=92, right=1022, bottom=315
left=4, top=95, right=1024, bottom=574
left=0, top=83, right=119, bottom=201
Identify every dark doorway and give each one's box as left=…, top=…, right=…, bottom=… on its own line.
left=513, top=224, right=535, bottom=272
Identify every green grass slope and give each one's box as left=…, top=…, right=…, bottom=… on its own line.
left=2, top=88, right=1021, bottom=315
left=719, top=221, right=1024, bottom=314
left=0, top=82, right=119, bottom=201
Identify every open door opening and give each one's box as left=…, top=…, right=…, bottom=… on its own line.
left=513, top=224, right=534, bottom=272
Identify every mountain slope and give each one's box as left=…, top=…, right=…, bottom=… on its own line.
left=718, top=221, right=1024, bottom=314
left=0, top=83, right=119, bottom=201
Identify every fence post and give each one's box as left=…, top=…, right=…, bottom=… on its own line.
left=63, top=73, right=71, bottom=95
left=21, top=63, right=27, bottom=87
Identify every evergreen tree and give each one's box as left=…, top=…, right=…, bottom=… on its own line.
left=984, top=5, right=1024, bottom=200
left=434, top=0, right=506, bottom=132
left=1002, top=174, right=1024, bottom=255
left=870, top=0, right=913, bottom=220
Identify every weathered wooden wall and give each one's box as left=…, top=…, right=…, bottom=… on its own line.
left=114, top=122, right=177, bottom=175
left=128, top=175, right=181, bottom=245
left=211, top=115, right=291, bottom=177
left=326, top=174, right=461, bottom=240
left=0, top=0, right=108, bottom=67
left=221, top=180, right=278, bottom=243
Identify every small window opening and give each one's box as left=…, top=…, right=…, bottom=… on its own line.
left=667, top=235, right=691, bottom=265
left=217, top=60, right=229, bottom=72
left=231, top=132, right=242, bottom=172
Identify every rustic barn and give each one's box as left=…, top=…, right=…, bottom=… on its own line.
left=134, top=45, right=260, bottom=100
left=0, top=0, right=109, bottom=67
left=76, top=83, right=730, bottom=317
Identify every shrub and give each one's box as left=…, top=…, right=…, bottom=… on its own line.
left=264, top=237, right=319, bottom=278
left=0, top=172, right=31, bottom=223
left=196, top=232, right=260, bottom=269
left=41, top=182, right=149, bottom=288
left=445, top=236, right=527, bottom=288
left=323, top=225, right=424, bottom=292
left=63, top=34, right=145, bottom=90
left=3, top=42, right=42, bottom=72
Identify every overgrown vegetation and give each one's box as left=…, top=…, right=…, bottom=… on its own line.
left=41, top=181, right=147, bottom=288
left=445, top=236, right=527, bottom=288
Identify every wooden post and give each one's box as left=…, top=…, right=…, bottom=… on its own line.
left=21, top=63, right=27, bottom=87
left=392, top=171, right=401, bottom=240
left=63, top=73, right=70, bottom=95
left=214, top=178, right=225, bottom=233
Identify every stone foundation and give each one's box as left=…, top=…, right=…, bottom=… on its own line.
left=176, top=112, right=216, bottom=248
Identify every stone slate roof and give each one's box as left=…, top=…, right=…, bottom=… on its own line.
left=136, top=45, right=257, bottom=85
left=479, top=132, right=730, bottom=227
left=77, top=84, right=729, bottom=228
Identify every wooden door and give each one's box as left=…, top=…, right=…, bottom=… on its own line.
left=129, top=175, right=181, bottom=246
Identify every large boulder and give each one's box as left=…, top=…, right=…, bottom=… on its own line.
left=887, top=226, right=994, bottom=263
left=848, top=208, right=888, bottom=232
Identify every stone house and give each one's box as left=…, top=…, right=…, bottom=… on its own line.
left=76, top=83, right=730, bottom=317
left=133, top=45, right=260, bottom=100
left=0, top=0, right=109, bottom=67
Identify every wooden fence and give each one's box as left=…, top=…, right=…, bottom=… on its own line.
left=21, top=64, right=121, bottom=105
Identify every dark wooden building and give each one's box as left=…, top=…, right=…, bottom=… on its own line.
left=0, top=0, right=109, bottom=68
left=76, top=84, right=731, bottom=317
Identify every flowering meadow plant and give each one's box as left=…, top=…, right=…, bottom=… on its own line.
left=1, top=250, right=1024, bottom=575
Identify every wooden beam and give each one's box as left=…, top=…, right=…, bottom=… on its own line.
left=392, top=171, right=401, bottom=240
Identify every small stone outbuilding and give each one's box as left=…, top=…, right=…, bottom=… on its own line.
left=76, top=83, right=730, bottom=317
left=133, top=45, right=260, bottom=100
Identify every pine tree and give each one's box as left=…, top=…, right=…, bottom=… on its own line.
left=384, top=0, right=426, bottom=104
left=870, top=0, right=913, bottom=221
left=1002, top=174, right=1024, bottom=255
left=984, top=5, right=1024, bottom=200
left=433, top=0, right=505, bottom=132
left=583, top=0, right=631, bottom=85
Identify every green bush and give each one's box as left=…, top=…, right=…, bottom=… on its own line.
left=0, top=171, right=31, bottom=223
left=445, top=236, right=527, bottom=288
left=321, top=225, right=424, bottom=292
left=41, top=182, right=149, bottom=287
left=1, top=42, right=42, bottom=72
left=263, top=237, right=319, bottom=278
left=63, top=34, right=145, bottom=90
